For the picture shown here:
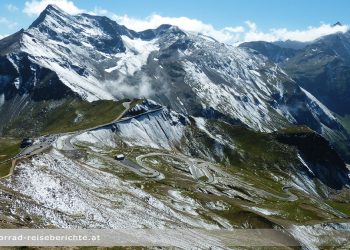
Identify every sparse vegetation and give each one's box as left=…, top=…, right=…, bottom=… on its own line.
left=338, top=114, right=350, bottom=135
left=76, top=117, right=350, bottom=225
left=129, top=98, right=144, bottom=109
left=2, top=98, right=126, bottom=137
left=42, top=99, right=126, bottom=134
left=326, top=200, right=350, bottom=217
left=278, top=125, right=313, bottom=134
left=0, top=138, right=20, bottom=177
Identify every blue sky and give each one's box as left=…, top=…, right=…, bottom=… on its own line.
left=1, top=0, right=349, bottom=43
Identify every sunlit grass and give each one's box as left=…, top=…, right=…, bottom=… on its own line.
left=0, top=138, right=20, bottom=177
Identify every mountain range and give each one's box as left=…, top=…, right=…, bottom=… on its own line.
left=1, top=5, right=350, bottom=158
left=240, top=29, right=350, bottom=121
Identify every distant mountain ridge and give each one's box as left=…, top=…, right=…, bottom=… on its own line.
left=239, top=41, right=298, bottom=63
left=240, top=30, right=350, bottom=117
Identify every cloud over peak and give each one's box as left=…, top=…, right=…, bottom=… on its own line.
left=21, top=0, right=349, bottom=44
left=113, top=14, right=349, bottom=44
left=243, top=21, right=349, bottom=43
left=23, top=0, right=83, bottom=16
left=112, top=14, right=245, bottom=44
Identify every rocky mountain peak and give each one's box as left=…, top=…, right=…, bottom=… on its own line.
left=29, top=4, right=70, bottom=28
left=331, top=21, right=343, bottom=27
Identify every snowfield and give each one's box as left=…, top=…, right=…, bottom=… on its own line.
left=290, top=222, right=350, bottom=250
left=105, top=36, right=159, bottom=75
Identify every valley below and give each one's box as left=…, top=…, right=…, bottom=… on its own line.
left=1, top=99, right=350, bottom=249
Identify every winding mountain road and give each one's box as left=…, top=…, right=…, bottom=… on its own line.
left=136, top=152, right=216, bottom=184
left=2, top=100, right=298, bottom=202
left=4, top=102, right=164, bottom=179
left=92, top=153, right=161, bottom=178
left=136, top=152, right=298, bottom=201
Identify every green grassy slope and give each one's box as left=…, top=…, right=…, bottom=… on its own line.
left=0, top=98, right=126, bottom=177
left=42, top=99, right=126, bottom=134
left=0, top=138, right=20, bottom=177
left=3, top=98, right=126, bottom=137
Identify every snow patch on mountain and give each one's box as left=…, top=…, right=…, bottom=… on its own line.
left=183, top=60, right=272, bottom=131
left=297, top=153, right=314, bottom=176
left=248, top=206, right=280, bottom=216
left=0, top=94, right=5, bottom=108
left=20, top=30, right=115, bottom=101
left=290, top=222, right=350, bottom=250
left=193, top=117, right=235, bottom=149
left=105, top=36, right=159, bottom=75
left=72, top=108, right=188, bottom=151
left=115, top=109, right=186, bottom=150
left=291, top=172, right=319, bottom=197
left=73, top=129, right=118, bottom=151
left=301, top=87, right=337, bottom=121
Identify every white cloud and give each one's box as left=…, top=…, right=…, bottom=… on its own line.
left=245, top=20, right=257, bottom=31
left=243, top=20, right=349, bottom=43
left=0, top=34, right=8, bottom=40
left=88, top=6, right=108, bottom=16
left=0, top=17, right=17, bottom=29
left=103, top=74, right=155, bottom=99
left=23, top=0, right=83, bottom=16
left=112, top=14, right=244, bottom=44
left=112, top=14, right=348, bottom=44
left=21, top=1, right=350, bottom=44
left=6, top=4, right=19, bottom=12
left=223, top=26, right=245, bottom=33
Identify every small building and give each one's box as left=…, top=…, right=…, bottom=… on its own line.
left=20, top=138, right=33, bottom=148
left=115, top=154, right=125, bottom=161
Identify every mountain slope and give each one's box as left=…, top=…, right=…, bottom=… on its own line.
left=0, top=5, right=349, bottom=160
left=283, top=31, right=350, bottom=117
left=2, top=6, right=346, bottom=130
left=239, top=41, right=298, bottom=63
left=240, top=31, right=350, bottom=118
left=1, top=101, right=349, bottom=249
